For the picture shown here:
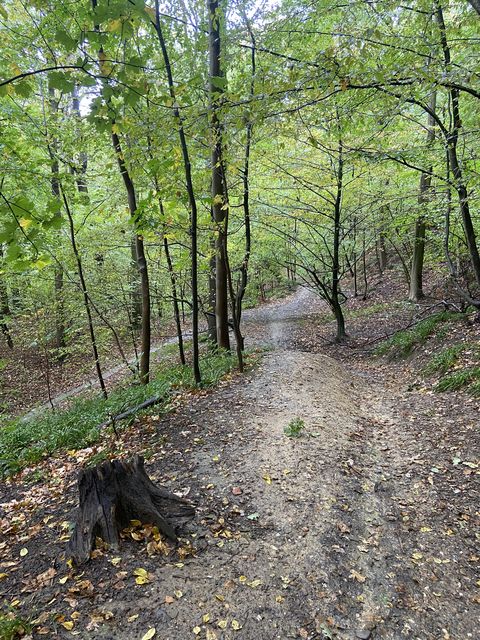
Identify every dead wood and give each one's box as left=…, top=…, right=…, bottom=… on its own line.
left=68, top=455, right=195, bottom=564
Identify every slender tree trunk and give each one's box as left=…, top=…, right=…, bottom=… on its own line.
left=0, top=247, right=13, bottom=349
left=153, top=2, right=201, bottom=384
left=111, top=130, right=150, bottom=384
left=130, top=236, right=142, bottom=332
left=207, top=236, right=217, bottom=343
left=71, top=85, right=88, bottom=195
left=208, top=0, right=230, bottom=350
left=332, top=137, right=346, bottom=342
left=160, top=204, right=185, bottom=366
left=409, top=90, right=436, bottom=301
left=62, top=190, right=107, bottom=398
left=48, top=88, right=66, bottom=357
left=436, top=3, right=480, bottom=289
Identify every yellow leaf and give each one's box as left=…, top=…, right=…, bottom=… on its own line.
left=238, top=575, right=247, bottom=583
left=262, top=474, right=272, bottom=484
left=0, top=573, right=8, bottom=581
left=349, top=569, right=366, bottom=583
left=61, top=621, right=74, bottom=631
left=19, top=217, right=33, bottom=229
left=174, top=590, right=183, bottom=599
left=217, top=620, right=227, bottom=629
left=275, top=595, right=284, bottom=603
left=133, top=568, right=148, bottom=577
left=127, top=614, right=139, bottom=622
left=215, top=594, right=224, bottom=602
left=202, top=613, right=210, bottom=623
left=141, top=628, right=156, bottom=640
left=20, top=548, right=28, bottom=557
left=247, top=579, right=262, bottom=588
left=206, top=629, right=218, bottom=640
left=59, top=576, right=69, bottom=584
left=193, top=626, right=201, bottom=635
left=420, top=527, right=432, bottom=533
left=412, top=552, right=423, bottom=561
left=136, top=576, right=149, bottom=585
left=110, top=557, right=122, bottom=566
left=231, top=620, right=242, bottom=630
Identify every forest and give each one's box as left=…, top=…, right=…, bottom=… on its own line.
left=0, top=1, right=479, bottom=639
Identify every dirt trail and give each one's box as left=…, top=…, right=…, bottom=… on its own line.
left=1, top=288, right=478, bottom=640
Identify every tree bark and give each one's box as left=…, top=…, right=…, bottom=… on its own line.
left=62, top=189, right=107, bottom=398
left=153, top=1, right=201, bottom=384
left=409, top=88, right=436, bottom=301
left=68, top=455, right=195, bottom=565
left=111, top=130, right=151, bottom=385
left=436, top=3, right=480, bottom=289
left=209, top=0, right=230, bottom=350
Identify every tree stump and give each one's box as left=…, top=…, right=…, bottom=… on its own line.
left=68, top=455, right=195, bottom=565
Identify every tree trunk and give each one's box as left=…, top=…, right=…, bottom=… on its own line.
left=62, top=190, right=107, bottom=398
left=209, top=0, right=230, bottom=351
left=0, top=249, right=13, bottom=349
left=207, top=235, right=217, bottom=343
left=111, top=130, right=151, bottom=385
left=332, top=137, right=346, bottom=342
left=161, top=215, right=186, bottom=366
left=436, top=3, right=480, bottom=290
left=409, top=90, right=436, bottom=301
left=48, top=87, right=66, bottom=357
left=68, top=455, right=195, bottom=565
left=153, top=2, right=201, bottom=384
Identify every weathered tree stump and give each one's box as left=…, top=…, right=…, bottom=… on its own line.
left=68, top=455, right=195, bottom=565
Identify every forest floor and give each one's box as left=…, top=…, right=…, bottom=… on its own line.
left=0, top=277, right=479, bottom=640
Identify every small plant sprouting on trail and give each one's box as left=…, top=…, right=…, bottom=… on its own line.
left=284, top=417, right=305, bottom=438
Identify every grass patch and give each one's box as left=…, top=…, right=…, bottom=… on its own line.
left=0, top=613, right=31, bottom=640
left=435, top=366, right=480, bottom=393
left=422, top=343, right=466, bottom=375
left=375, top=312, right=465, bottom=358
left=284, top=417, right=305, bottom=438
left=0, top=350, right=240, bottom=477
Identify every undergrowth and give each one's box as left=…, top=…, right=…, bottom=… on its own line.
left=375, top=311, right=465, bottom=358
left=0, top=613, right=31, bottom=640
left=435, top=367, right=480, bottom=394
left=0, top=350, right=239, bottom=477
left=422, top=344, right=466, bottom=375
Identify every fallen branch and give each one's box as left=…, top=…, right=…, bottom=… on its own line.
left=99, top=395, right=165, bottom=430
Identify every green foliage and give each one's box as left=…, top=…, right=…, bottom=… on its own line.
left=0, top=613, right=31, bottom=640
left=435, top=367, right=480, bottom=393
left=0, top=351, right=237, bottom=477
left=423, top=344, right=466, bottom=375
left=284, top=417, right=305, bottom=438
left=375, top=312, right=465, bottom=359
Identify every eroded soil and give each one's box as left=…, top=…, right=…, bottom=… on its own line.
left=0, top=287, right=478, bottom=640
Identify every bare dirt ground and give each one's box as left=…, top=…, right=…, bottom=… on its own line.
left=0, top=286, right=478, bottom=640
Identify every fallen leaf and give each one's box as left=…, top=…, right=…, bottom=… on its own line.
left=217, top=620, right=227, bottom=629
left=203, top=613, right=210, bottom=623
left=20, top=548, right=28, bottom=557
left=193, top=626, right=201, bottom=635
left=231, top=487, right=242, bottom=495
left=128, top=614, right=139, bottom=622
left=61, top=621, right=74, bottom=631
left=262, top=474, right=272, bottom=485
left=141, top=628, right=156, bottom=640
left=0, top=573, right=8, bottom=581
left=165, top=596, right=175, bottom=604
left=174, top=590, right=183, bottom=599
left=349, top=569, right=366, bottom=583
left=231, top=620, right=242, bottom=630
